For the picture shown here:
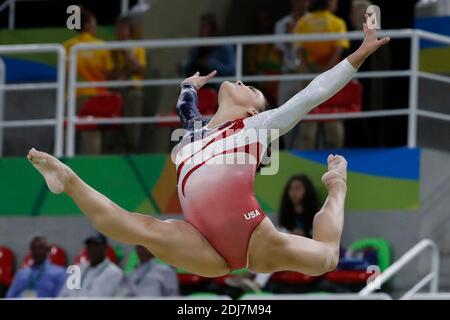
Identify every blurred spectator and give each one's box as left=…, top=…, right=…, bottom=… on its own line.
left=6, top=237, right=66, bottom=298
left=275, top=0, right=310, bottom=105
left=245, top=9, right=282, bottom=106
left=184, top=14, right=236, bottom=83
left=294, top=0, right=349, bottom=149
left=63, top=7, right=114, bottom=155
left=295, top=0, right=348, bottom=71
left=348, top=0, right=391, bottom=146
left=121, top=245, right=179, bottom=297
left=110, top=16, right=147, bottom=153
left=59, top=234, right=122, bottom=298
left=278, top=175, right=319, bottom=237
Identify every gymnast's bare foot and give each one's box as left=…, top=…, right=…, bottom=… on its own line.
left=321, top=154, right=347, bottom=192
left=27, top=148, right=74, bottom=194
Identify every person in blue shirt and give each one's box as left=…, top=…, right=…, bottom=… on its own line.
left=6, top=236, right=67, bottom=298
left=184, top=14, right=236, bottom=85
left=121, top=245, right=179, bottom=297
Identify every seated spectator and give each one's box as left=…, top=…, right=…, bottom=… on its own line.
left=278, top=175, right=319, bottom=237
left=121, top=245, right=179, bottom=297
left=293, top=0, right=349, bottom=149
left=184, top=14, right=236, bottom=84
left=59, top=234, right=122, bottom=298
left=245, top=9, right=282, bottom=106
left=275, top=0, right=309, bottom=105
left=6, top=236, right=66, bottom=298
left=110, top=15, right=147, bottom=153
left=275, top=0, right=310, bottom=149
left=63, top=7, right=114, bottom=155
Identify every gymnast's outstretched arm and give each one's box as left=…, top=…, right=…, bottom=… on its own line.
left=244, top=58, right=357, bottom=136
left=176, top=70, right=217, bottom=130
left=245, top=20, right=390, bottom=137
left=176, top=84, right=202, bottom=131
left=247, top=19, right=391, bottom=276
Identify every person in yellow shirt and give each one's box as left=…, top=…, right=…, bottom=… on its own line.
left=110, top=16, right=147, bottom=153
left=64, top=8, right=114, bottom=97
left=63, top=7, right=114, bottom=155
left=294, top=0, right=349, bottom=71
left=293, top=0, right=349, bottom=150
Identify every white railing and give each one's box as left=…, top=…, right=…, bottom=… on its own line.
left=65, top=29, right=450, bottom=156
left=0, top=44, right=66, bottom=157
left=0, top=30, right=449, bottom=157
left=359, top=239, right=440, bottom=299
left=404, top=293, right=450, bottom=300
left=242, top=293, right=393, bottom=300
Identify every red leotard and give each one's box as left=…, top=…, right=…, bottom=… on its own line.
left=175, top=118, right=267, bottom=270
left=174, top=59, right=357, bottom=270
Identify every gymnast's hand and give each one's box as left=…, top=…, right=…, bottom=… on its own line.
left=182, top=70, right=217, bottom=90
left=347, top=13, right=390, bottom=69
left=360, top=13, right=390, bottom=57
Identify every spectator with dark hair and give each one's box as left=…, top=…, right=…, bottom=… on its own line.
left=278, top=175, right=320, bottom=237
left=110, top=15, right=147, bottom=153
left=121, top=245, right=179, bottom=297
left=275, top=0, right=310, bottom=77
left=63, top=7, right=114, bottom=155
left=245, top=9, right=282, bottom=106
left=293, top=0, right=350, bottom=149
left=59, top=234, right=122, bottom=298
left=275, top=0, right=310, bottom=148
left=184, top=14, right=236, bottom=82
left=6, top=237, right=66, bottom=298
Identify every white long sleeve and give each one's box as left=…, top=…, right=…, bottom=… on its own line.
left=244, top=58, right=357, bottom=137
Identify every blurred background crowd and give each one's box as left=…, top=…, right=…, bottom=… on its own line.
left=0, top=0, right=421, bottom=157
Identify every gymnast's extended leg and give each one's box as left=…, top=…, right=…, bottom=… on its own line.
left=248, top=154, right=347, bottom=276
left=27, top=148, right=229, bottom=277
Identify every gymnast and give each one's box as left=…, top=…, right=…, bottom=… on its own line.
left=28, top=16, right=389, bottom=277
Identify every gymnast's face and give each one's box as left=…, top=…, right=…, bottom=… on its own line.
left=218, top=81, right=267, bottom=116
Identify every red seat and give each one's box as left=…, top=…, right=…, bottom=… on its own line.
left=74, top=246, right=118, bottom=265
left=0, top=247, right=14, bottom=287
left=270, top=271, right=319, bottom=284
left=177, top=273, right=208, bottom=286
left=76, top=93, right=124, bottom=131
left=197, top=87, right=218, bottom=115
left=309, top=79, right=362, bottom=119
left=213, top=274, right=233, bottom=286
left=324, top=270, right=371, bottom=284
left=21, top=245, right=67, bottom=268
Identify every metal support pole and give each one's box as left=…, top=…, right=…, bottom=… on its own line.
left=235, top=43, right=243, bottom=80
left=66, top=47, right=78, bottom=157
left=407, top=31, right=420, bottom=148
left=8, top=0, right=15, bottom=30
left=121, top=0, right=129, bottom=15
left=54, top=47, right=66, bottom=157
